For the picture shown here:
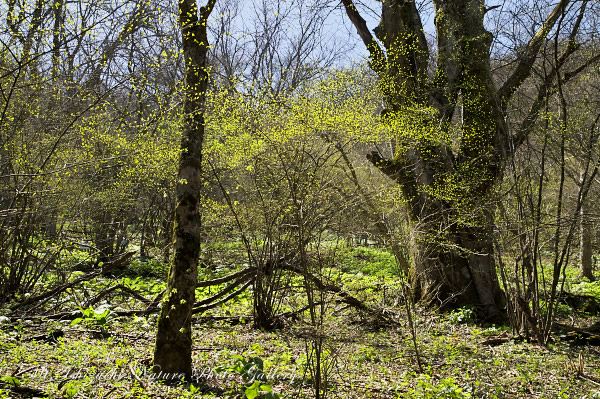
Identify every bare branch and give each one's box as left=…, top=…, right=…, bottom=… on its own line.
left=84, top=284, right=151, bottom=308
left=10, top=251, right=136, bottom=312
left=85, top=1, right=150, bottom=88
left=196, top=267, right=256, bottom=287
left=340, top=0, right=386, bottom=75
left=498, top=0, right=572, bottom=105
left=514, top=50, right=600, bottom=148
left=279, top=262, right=394, bottom=322
left=195, top=275, right=254, bottom=307
left=192, top=279, right=253, bottom=314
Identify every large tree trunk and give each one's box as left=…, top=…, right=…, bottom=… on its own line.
left=409, top=209, right=504, bottom=318
left=153, top=0, right=215, bottom=381
left=342, top=0, right=571, bottom=318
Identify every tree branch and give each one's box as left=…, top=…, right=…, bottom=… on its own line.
left=85, top=1, right=149, bottom=89
left=195, top=275, right=253, bottom=308
left=498, top=0, right=572, bottom=105
left=192, top=279, right=253, bottom=314
left=279, top=263, right=395, bottom=322
left=514, top=51, right=600, bottom=148
left=200, top=0, right=217, bottom=23
left=196, top=267, right=256, bottom=287
left=84, top=284, right=151, bottom=308
left=340, top=0, right=386, bottom=75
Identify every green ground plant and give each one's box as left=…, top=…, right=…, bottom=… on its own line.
left=215, top=355, right=280, bottom=399
left=1, top=256, right=600, bottom=398
left=71, top=306, right=116, bottom=333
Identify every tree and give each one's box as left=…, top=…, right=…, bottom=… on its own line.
left=1, top=0, right=160, bottom=296
left=340, top=0, right=596, bottom=319
left=580, top=193, right=594, bottom=281
left=152, top=0, right=216, bottom=380
left=208, top=0, right=351, bottom=95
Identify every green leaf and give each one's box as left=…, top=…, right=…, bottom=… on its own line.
left=259, top=384, right=272, bottom=392
left=248, top=357, right=264, bottom=371
left=244, top=381, right=261, bottom=399
left=79, top=307, right=94, bottom=318
left=0, top=376, right=20, bottom=386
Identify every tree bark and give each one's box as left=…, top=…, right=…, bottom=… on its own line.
left=408, top=208, right=504, bottom=318
left=152, top=0, right=215, bottom=381
left=342, top=0, right=574, bottom=319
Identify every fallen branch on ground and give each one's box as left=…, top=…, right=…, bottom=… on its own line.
left=192, top=303, right=320, bottom=324
left=10, top=260, right=394, bottom=328
left=10, top=251, right=136, bottom=313
left=195, top=275, right=253, bottom=307
left=196, top=267, right=256, bottom=287
left=279, top=263, right=395, bottom=323
left=84, top=283, right=151, bottom=308
left=193, top=279, right=253, bottom=314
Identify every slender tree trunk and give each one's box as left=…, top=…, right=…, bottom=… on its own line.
left=162, top=212, right=174, bottom=264
left=51, top=0, right=65, bottom=80
left=580, top=196, right=594, bottom=281
left=94, top=212, right=114, bottom=264
left=139, top=210, right=148, bottom=259
left=152, top=0, right=216, bottom=381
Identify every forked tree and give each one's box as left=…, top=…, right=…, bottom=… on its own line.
left=153, top=0, right=216, bottom=380
left=341, top=0, right=594, bottom=319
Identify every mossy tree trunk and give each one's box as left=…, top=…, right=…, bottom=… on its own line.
left=153, top=0, right=216, bottom=381
left=342, top=0, right=574, bottom=319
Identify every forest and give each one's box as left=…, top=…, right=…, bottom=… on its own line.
left=1, top=0, right=600, bottom=397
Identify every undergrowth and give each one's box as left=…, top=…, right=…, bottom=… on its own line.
left=1, top=247, right=600, bottom=398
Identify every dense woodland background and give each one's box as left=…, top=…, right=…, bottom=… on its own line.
left=2, top=0, right=600, bottom=398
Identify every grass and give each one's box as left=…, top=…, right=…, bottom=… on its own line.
left=1, top=246, right=600, bottom=398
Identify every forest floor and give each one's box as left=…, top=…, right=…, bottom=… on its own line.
left=2, top=248, right=600, bottom=398
left=2, top=306, right=600, bottom=398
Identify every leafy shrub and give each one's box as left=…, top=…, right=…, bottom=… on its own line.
left=71, top=306, right=116, bottom=332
